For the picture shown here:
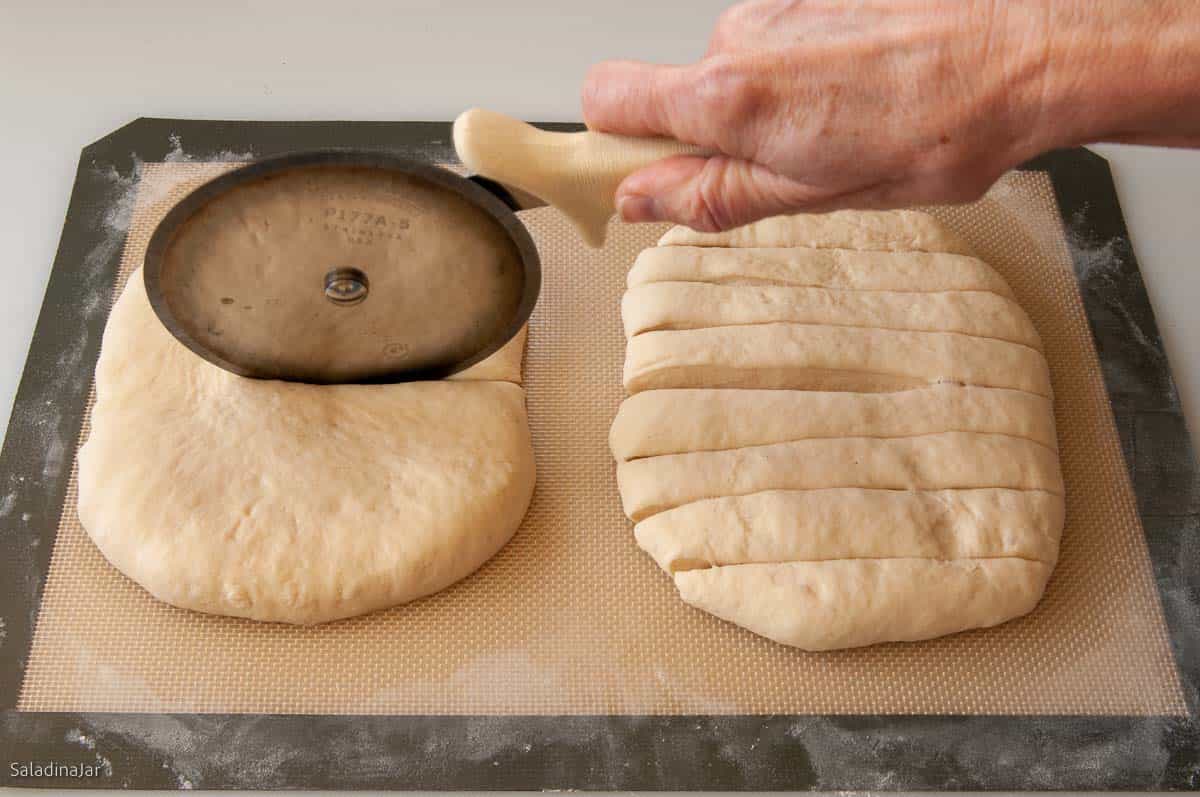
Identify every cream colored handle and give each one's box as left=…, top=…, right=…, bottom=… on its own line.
left=453, top=108, right=705, bottom=247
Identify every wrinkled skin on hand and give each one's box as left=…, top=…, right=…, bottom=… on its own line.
left=583, top=0, right=1200, bottom=231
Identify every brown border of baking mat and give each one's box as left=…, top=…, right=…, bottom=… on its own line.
left=1, top=119, right=1198, bottom=791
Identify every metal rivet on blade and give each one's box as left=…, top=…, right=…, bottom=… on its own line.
left=324, top=267, right=369, bottom=306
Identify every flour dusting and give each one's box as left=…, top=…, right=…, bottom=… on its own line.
left=1064, top=205, right=1173, bottom=401
left=65, top=727, right=96, bottom=749
left=164, top=132, right=255, bottom=166
left=62, top=727, right=112, bottom=777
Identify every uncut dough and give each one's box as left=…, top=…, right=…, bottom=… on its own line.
left=77, top=270, right=535, bottom=624
left=612, top=209, right=1064, bottom=650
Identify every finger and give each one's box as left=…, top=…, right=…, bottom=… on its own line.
left=581, top=59, right=696, bottom=139
left=583, top=55, right=770, bottom=156
left=614, top=155, right=838, bottom=232
left=615, top=156, right=926, bottom=230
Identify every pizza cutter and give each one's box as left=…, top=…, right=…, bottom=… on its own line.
left=143, top=109, right=701, bottom=384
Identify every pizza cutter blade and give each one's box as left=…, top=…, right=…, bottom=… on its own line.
left=144, top=111, right=701, bottom=384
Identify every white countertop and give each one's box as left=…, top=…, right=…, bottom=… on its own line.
left=2, top=1, right=1198, bottom=794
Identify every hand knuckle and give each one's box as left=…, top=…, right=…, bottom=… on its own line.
left=686, top=160, right=737, bottom=232
left=692, top=57, right=767, bottom=130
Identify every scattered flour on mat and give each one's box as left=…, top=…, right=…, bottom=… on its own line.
left=41, top=434, right=66, bottom=480
left=1065, top=206, right=1171, bottom=383
left=781, top=714, right=1176, bottom=790
left=1066, top=207, right=1128, bottom=282
left=65, top=728, right=96, bottom=749
left=163, top=132, right=256, bottom=165
left=38, top=131, right=260, bottom=470
left=64, top=728, right=112, bottom=777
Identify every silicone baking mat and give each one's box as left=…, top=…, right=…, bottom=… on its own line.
left=2, top=120, right=1198, bottom=790
left=11, top=160, right=1187, bottom=717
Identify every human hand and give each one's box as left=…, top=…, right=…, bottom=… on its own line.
left=583, top=0, right=1200, bottom=232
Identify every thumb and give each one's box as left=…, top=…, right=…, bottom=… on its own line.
left=615, top=155, right=826, bottom=232
left=581, top=59, right=699, bottom=139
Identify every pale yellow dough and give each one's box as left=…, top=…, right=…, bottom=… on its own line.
left=77, top=270, right=535, bottom=624
left=450, top=325, right=528, bottom=383
left=628, top=246, right=1014, bottom=297
left=610, top=385, right=1059, bottom=460
left=622, top=283, right=1041, bottom=346
left=612, top=209, right=1063, bottom=650
left=635, top=488, right=1064, bottom=572
left=624, top=323, right=1052, bottom=395
left=618, top=432, right=1063, bottom=521
left=657, top=209, right=975, bottom=254
left=675, top=558, right=1053, bottom=652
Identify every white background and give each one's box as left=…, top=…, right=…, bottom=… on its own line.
left=2, top=1, right=1199, bottom=794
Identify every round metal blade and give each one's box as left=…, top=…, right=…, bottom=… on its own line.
left=144, top=152, right=539, bottom=384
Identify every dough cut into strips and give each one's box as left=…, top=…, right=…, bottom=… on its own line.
left=624, top=324, right=1053, bottom=396
left=628, top=246, right=1014, bottom=298
left=658, top=209, right=974, bottom=255
left=622, top=282, right=1041, bottom=347
left=610, top=385, right=1059, bottom=461
left=611, top=209, right=1063, bottom=650
left=617, top=431, right=1063, bottom=521
left=635, top=487, right=1065, bottom=571
left=674, top=558, right=1053, bottom=651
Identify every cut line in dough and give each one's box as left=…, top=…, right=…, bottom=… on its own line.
left=611, top=209, right=1062, bottom=650
left=618, top=431, right=1064, bottom=521
left=628, top=246, right=1013, bottom=298
left=658, top=209, right=975, bottom=255
left=634, top=487, right=1064, bottom=571
left=624, top=323, right=1053, bottom=396
left=610, top=385, right=1059, bottom=460
left=622, top=282, right=1042, bottom=347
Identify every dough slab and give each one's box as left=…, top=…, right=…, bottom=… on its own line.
left=612, top=209, right=1064, bottom=650
left=77, top=271, right=535, bottom=624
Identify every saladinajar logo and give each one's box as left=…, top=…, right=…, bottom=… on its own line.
left=10, top=760, right=110, bottom=779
